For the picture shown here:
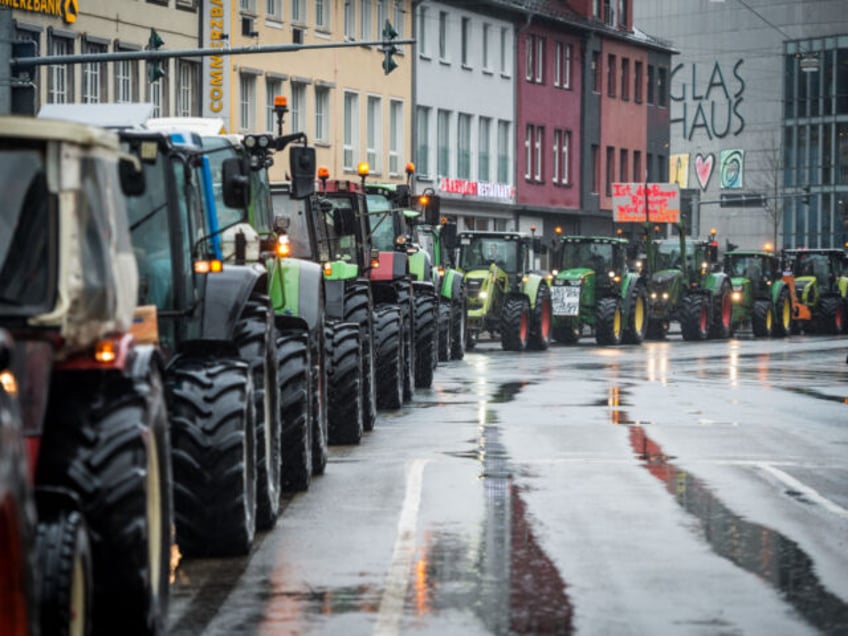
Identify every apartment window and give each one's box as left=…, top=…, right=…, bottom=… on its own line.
left=605, top=147, right=614, bottom=196
left=389, top=99, right=403, bottom=175
left=536, top=36, right=544, bottom=83
left=315, top=0, right=329, bottom=29
left=525, top=35, right=544, bottom=83
left=315, top=86, right=329, bottom=142
left=367, top=95, right=382, bottom=171
left=177, top=61, right=199, bottom=116
left=437, top=109, right=450, bottom=177
left=619, top=149, right=628, bottom=182
left=360, top=0, right=372, bottom=41
left=497, top=120, right=510, bottom=183
left=592, top=51, right=601, bottom=92
left=148, top=74, right=167, bottom=117
left=343, top=92, right=359, bottom=170
left=266, top=79, right=282, bottom=132
left=621, top=58, right=630, bottom=101
left=115, top=59, right=137, bottom=103
left=553, top=129, right=570, bottom=185
left=592, top=0, right=600, bottom=18
left=47, top=34, right=74, bottom=104
left=82, top=41, right=106, bottom=104
left=478, top=117, right=491, bottom=182
left=633, top=150, right=642, bottom=182
left=634, top=61, right=643, bottom=102
left=646, top=152, right=653, bottom=181
left=647, top=64, right=655, bottom=104
left=657, top=154, right=667, bottom=181
left=292, top=0, right=305, bottom=23
left=438, top=11, right=448, bottom=60
left=618, top=0, right=628, bottom=27
left=554, top=42, right=572, bottom=89
left=482, top=23, right=491, bottom=70
left=524, top=125, right=533, bottom=180
left=591, top=145, right=599, bottom=193
left=418, top=6, right=429, bottom=56
left=657, top=67, right=668, bottom=107
left=500, top=27, right=508, bottom=75
left=240, top=74, right=256, bottom=130
left=377, top=0, right=388, bottom=37
left=266, top=0, right=281, bottom=20
left=291, top=82, right=306, bottom=134
left=416, top=106, right=430, bottom=177
left=240, top=0, right=257, bottom=12
left=534, top=126, right=543, bottom=181
left=344, top=0, right=356, bottom=39
left=607, top=54, right=616, bottom=97
left=461, top=17, right=470, bottom=67
left=393, top=1, right=405, bottom=51
left=457, top=113, right=472, bottom=179
left=603, top=0, right=613, bottom=25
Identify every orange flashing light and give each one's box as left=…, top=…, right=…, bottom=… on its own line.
left=317, top=166, right=330, bottom=179
left=405, top=162, right=416, bottom=175
left=323, top=262, right=333, bottom=276
left=94, top=340, right=117, bottom=364
left=419, top=194, right=430, bottom=207
left=763, top=242, right=774, bottom=253
left=555, top=226, right=562, bottom=235
left=274, top=95, right=288, bottom=108
left=210, top=260, right=223, bottom=273
left=276, top=235, right=291, bottom=258
left=370, top=257, right=380, bottom=269
left=357, top=162, right=370, bottom=177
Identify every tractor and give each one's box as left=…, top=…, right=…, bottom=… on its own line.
left=781, top=248, right=847, bottom=334
left=723, top=247, right=793, bottom=337
left=457, top=231, right=553, bottom=351
left=642, top=230, right=734, bottom=341
left=550, top=235, right=648, bottom=345
left=0, top=116, right=171, bottom=634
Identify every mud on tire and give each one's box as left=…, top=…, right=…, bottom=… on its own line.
left=168, top=357, right=256, bottom=557
left=277, top=331, right=311, bottom=491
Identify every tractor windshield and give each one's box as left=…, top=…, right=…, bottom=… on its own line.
left=793, top=253, right=831, bottom=289
left=459, top=236, right=519, bottom=273
left=0, top=148, right=54, bottom=315
left=560, top=242, right=614, bottom=273
left=726, top=255, right=765, bottom=283
left=202, top=137, right=244, bottom=230
left=321, top=196, right=360, bottom=264
left=271, top=192, right=318, bottom=261
left=366, top=194, right=397, bottom=251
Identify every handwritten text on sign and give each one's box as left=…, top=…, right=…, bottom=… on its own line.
left=612, top=183, right=681, bottom=223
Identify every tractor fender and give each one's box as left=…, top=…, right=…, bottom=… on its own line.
left=521, top=275, right=546, bottom=309
left=408, top=251, right=431, bottom=283
left=704, top=271, right=730, bottom=294
left=770, top=279, right=789, bottom=304
left=201, top=263, right=266, bottom=341
left=324, top=279, right=346, bottom=322
left=267, top=257, right=324, bottom=333
left=441, top=269, right=464, bottom=302
left=412, top=280, right=436, bottom=297
left=126, top=343, right=167, bottom=384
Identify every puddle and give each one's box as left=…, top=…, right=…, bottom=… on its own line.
left=629, top=426, right=848, bottom=634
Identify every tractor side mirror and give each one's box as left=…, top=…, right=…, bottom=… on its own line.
left=119, top=155, right=146, bottom=197
left=532, top=237, right=545, bottom=254
left=222, top=157, right=250, bottom=210
left=441, top=221, right=457, bottom=251
left=290, top=146, right=316, bottom=200
left=332, top=206, right=357, bottom=236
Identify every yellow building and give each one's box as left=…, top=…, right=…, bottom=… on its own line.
left=6, top=0, right=200, bottom=117
left=212, top=0, right=413, bottom=183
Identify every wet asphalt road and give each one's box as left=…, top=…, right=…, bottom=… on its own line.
left=167, top=332, right=848, bottom=635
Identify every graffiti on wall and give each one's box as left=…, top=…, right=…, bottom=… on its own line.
left=670, top=149, right=745, bottom=192
left=670, top=60, right=746, bottom=141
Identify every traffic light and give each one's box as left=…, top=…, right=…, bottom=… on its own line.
left=147, top=28, right=165, bottom=83
left=381, top=20, right=399, bottom=75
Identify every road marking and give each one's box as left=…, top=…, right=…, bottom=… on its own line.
left=375, top=458, right=428, bottom=636
left=757, top=462, right=848, bottom=519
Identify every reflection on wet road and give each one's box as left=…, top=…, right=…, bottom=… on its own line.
left=169, top=335, right=848, bottom=635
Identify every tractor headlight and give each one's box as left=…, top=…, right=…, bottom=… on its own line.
left=479, top=291, right=487, bottom=300
left=731, top=290, right=742, bottom=303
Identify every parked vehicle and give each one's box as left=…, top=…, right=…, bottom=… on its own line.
left=724, top=247, right=793, bottom=337
left=457, top=231, right=553, bottom=351
left=550, top=235, right=648, bottom=345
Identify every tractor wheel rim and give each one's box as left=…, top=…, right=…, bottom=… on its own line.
left=541, top=298, right=552, bottom=339
left=634, top=296, right=645, bottom=333
left=699, top=304, right=708, bottom=332
left=781, top=299, right=791, bottom=329
left=766, top=307, right=773, bottom=331
left=520, top=311, right=528, bottom=344
left=613, top=307, right=622, bottom=338
left=722, top=293, right=731, bottom=327
left=147, top=430, right=162, bottom=600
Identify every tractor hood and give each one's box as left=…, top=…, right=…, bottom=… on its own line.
left=650, top=270, right=681, bottom=290
left=555, top=268, right=595, bottom=283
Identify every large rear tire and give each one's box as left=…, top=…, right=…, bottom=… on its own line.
left=343, top=288, right=377, bottom=432
left=709, top=282, right=733, bottom=339
left=375, top=305, right=404, bottom=410
left=437, top=302, right=451, bottom=362
left=169, top=357, right=256, bottom=557
left=527, top=284, right=553, bottom=350
left=595, top=297, right=623, bottom=345
left=413, top=292, right=436, bottom=388
left=234, top=296, right=280, bottom=530
left=327, top=323, right=364, bottom=445
left=818, top=296, right=844, bottom=334
left=622, top=284, right=648, bottom=345
left=450, top=296, right=466, bottom=360
left=36, top=511, right=93, bottom=636
left=38, top=370, right=172, bottom=635
left=772, top=288, right=792, bottom=337
left=752, top=300, right=774, bottom=338
left=680, top=295, right=710, bottom=341
left=277, top=331, right=311, bottom=492
left=310, top=334, right=329, bottom=476
left=501, top=296, right=530, bottom=351
left=397, top=286, right=415, bottom=402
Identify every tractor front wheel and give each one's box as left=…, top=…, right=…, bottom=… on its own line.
left=709, top=283, right=734, bottom=339
left=752, top=300, right=774, bottom=338
left=327, top=323, right=364, bottom=444
left=278, top=331, right=312, bottom=492
left=413, top=293, right=436, bottom=388
left=437, top=302, right=451, bottom=362
left=595, top=297, right=623, bottom=346
left=680, top=295, right=710, bottom=341
left=527, top=285, right=553, bottom=350
left=501, top=296, right=530, bottom=351
left=623, top=285, right=648, bottom=345
left=772, top=288, right=792, bottom=337
left=375, top=306, right=404, bottom=410
left=451, top=296, right=467, bottom=360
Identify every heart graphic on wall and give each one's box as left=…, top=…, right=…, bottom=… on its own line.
left=694, top=153, right=715, bottom=191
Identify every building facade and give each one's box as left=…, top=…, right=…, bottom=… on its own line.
left=635, top=0, right=848, bottom=249
left=8, top=0, right=200, bottom=118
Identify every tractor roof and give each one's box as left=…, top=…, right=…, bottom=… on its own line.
left=4, top=115, right=120, bottom=151
left=560, top=235, right=628, bottom=245
left=458, top=230, right=528, bottom=240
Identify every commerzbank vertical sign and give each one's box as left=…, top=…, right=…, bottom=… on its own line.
left=202, top=0, right=230, bottom=122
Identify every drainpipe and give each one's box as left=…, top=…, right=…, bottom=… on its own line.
left=411, top=0, right=425, bottom=194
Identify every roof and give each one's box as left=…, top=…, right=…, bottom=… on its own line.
left=0, top=115, right=120, bottom=151
left=38, top=102, right=155, bottom=130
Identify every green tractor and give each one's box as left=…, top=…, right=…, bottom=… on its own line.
left=550, top=235, right=648, bottom=345
left=782, top=248, right=847, bottom=334
left=723, top=248, right=793, bottom=337
left=643, top=231, right=734, bottom=341
left=457, top=231, right=553, bottom=351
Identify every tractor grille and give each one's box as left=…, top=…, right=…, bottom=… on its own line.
left=465, top=278, right=482, bottom=300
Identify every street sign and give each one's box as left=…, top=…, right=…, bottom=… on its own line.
left=612, top=182, right=681, bottom=223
